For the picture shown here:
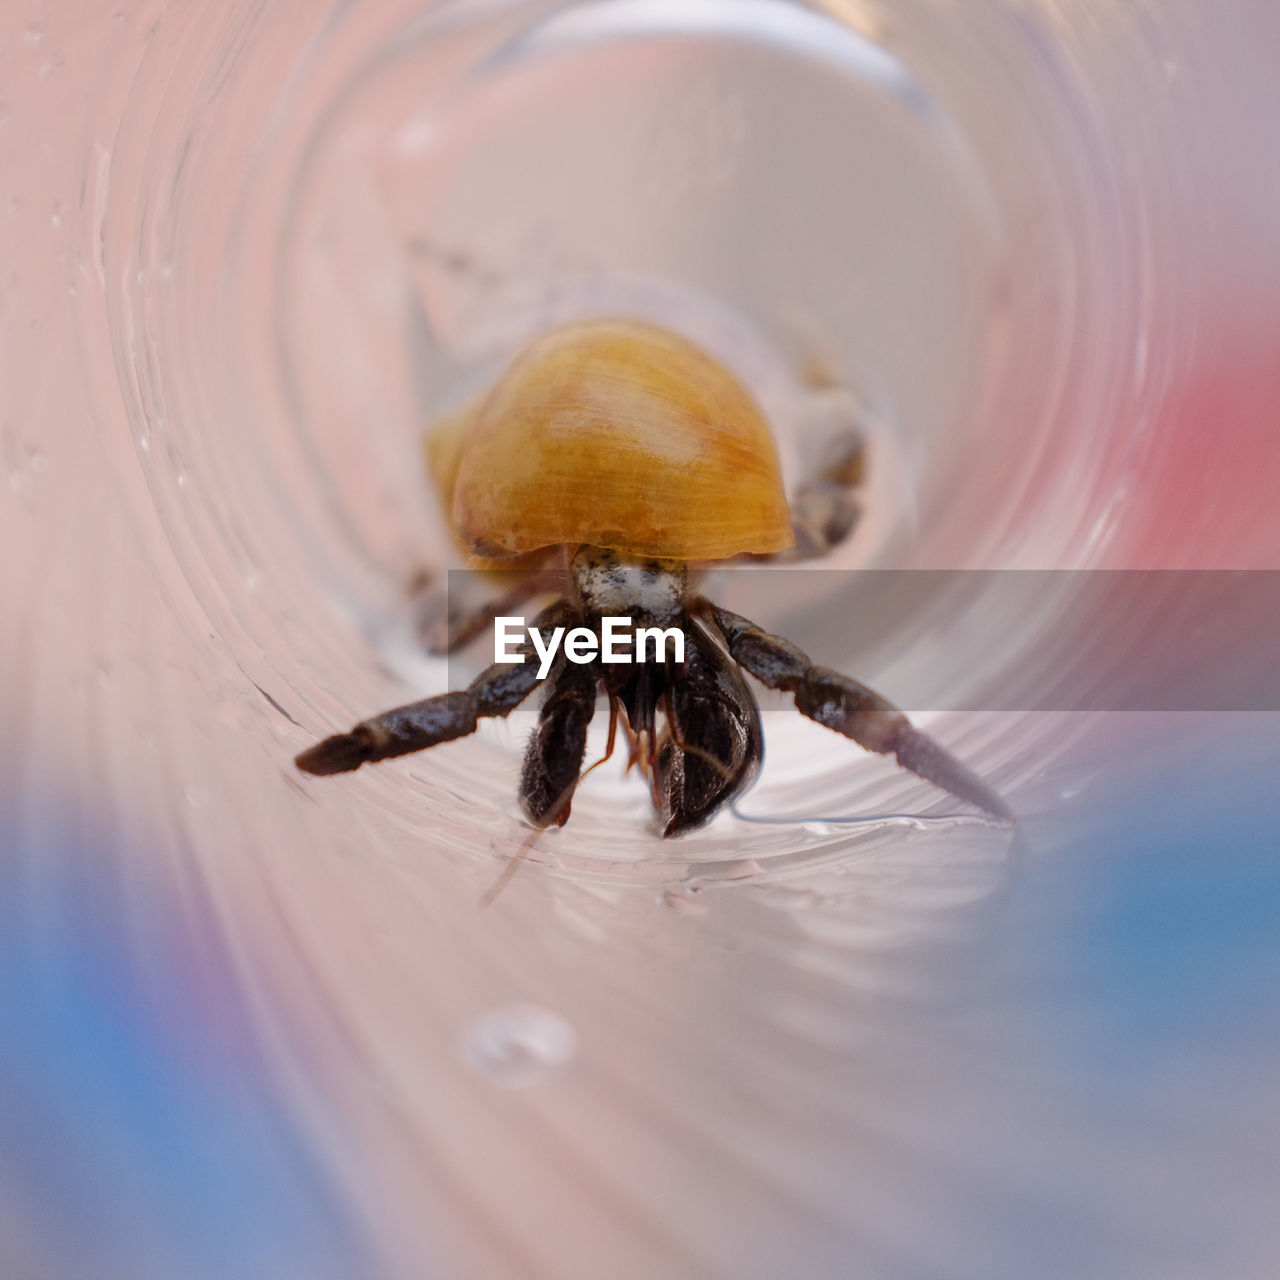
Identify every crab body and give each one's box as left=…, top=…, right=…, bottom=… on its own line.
left=296, top=319, right=1010, bottom=845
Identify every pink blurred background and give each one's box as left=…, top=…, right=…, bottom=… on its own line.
left=3, top=2, right=1279, bottom=1277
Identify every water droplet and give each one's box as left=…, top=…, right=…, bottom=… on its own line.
left=461, top=1003, right=577, bottom=1088
left=23, top=28, right=45, bottom=50
left=659, top=885, right=708, bottom=916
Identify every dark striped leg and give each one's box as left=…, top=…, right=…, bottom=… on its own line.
left=414, top=566, right=566, bottom=655
left=696, top=601, right=1012, bottom=821
left=518, top=658, right=598, bottom=828
left=296, top=603, right=570, bottom=776
left=787, top=426, right=865, bottom=558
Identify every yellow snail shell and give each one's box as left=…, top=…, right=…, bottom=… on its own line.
left=426, top=318, right=794, bottom=561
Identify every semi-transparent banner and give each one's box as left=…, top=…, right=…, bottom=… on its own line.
left=428, top=569, right=1280, bottom=712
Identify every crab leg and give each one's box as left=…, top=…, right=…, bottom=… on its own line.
left=696, top=601, right=1012, bottom=821
left=296, top=602, right=571, bottom=775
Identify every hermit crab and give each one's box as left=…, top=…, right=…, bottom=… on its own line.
left=296, top=319, right=1011, bottom=842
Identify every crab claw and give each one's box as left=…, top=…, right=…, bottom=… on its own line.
left=658, top=621, right=763, bottom=837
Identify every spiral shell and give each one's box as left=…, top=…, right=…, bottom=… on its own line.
left=426, top=319, right=794, bottom=561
